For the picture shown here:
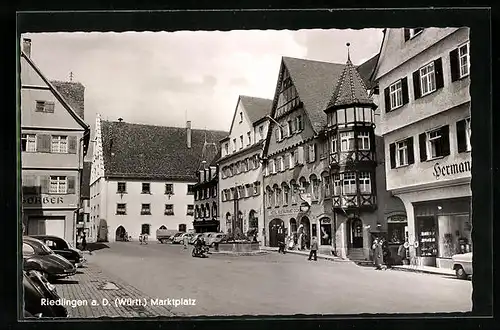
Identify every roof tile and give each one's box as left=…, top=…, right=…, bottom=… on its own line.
left=240, top=96, right=272, bottom=124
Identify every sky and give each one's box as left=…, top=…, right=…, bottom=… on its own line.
left=22, top=29, right=383, bottom=143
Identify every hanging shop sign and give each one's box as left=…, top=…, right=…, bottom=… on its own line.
left=432, top=159, right=471, bottom=180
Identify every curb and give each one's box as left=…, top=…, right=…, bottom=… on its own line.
left=261, top=248, right=350, bottom=262
left=390, top=266, right=456, bottom=277
left=210, top=251, right=269, bottom=256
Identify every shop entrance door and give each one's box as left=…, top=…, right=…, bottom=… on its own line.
left=269, top=219, right=284, bottom=247
left=350, top=218, right=363, bottom=248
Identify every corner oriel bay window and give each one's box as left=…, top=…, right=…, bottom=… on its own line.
left=357, top=132, right=370, bottom=150
left=340, top=131, right=355, bottom=151
left=419, top=126, right=450, bottom=161
left=342, top=172, right=356, bottom=194
left=358, top=172, right=371, bottom=193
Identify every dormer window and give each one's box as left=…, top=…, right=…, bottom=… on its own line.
left=404, top=28, right=424, bottom=41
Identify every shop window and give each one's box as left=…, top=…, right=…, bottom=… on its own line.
left=416, top=216, right=437, bottom=257
left=437, top=214, right=472, bottom=258
left=320, top=220, right=332, bottom=246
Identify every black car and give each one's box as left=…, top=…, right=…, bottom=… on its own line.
left=23, top=270, right=68, bottom=318
left=30, top=235, right=86, bottom=268
left=23, top=236, right=76, bottom=281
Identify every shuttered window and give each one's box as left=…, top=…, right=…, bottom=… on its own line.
left=413, top=59, right=444, bottom=99
left=419, top=125, right=450, bottom=161
left=456, top=118, right=472, bottom=153
left=51, top=136, right=68, bottom=153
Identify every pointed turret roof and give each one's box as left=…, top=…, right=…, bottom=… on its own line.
left=326, top=44, right=376, bottom=110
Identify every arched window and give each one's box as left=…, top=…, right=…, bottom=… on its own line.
left=321, top=171, right=330, bottom=198
left=266, top=186, right=273, bottom=207
left=299, top=177, right=308, bottom=194
left=273, top=184, right=281, bottom=207
left=310, top=174, right=320, bottom=200
left=282, top=183, right=290, bottom=205
left=205, top=203, right=210, bottom=218
left=290, top=180, right=297, bottom=205
left=159, top=225, right=167, bottom=230
left=212, top=202, right=217, bottom=217
left=201, top=204, right=205, bottom=218
left=195, top=206, right=199, bottom=219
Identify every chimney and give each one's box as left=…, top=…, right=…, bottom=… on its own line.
left=186, top=121, right=192, bottom=149
left=118, top=118, right=123, bottom=122
left=23, top=38, right=32, bottom=58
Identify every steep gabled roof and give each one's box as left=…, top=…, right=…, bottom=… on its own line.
left=281, top=57, right=345, bottom=133
left=327, top=56, right=375, bottom=110
left=101, top=120, right=227, bottom=181
left=240, top=95, right=272, bottom=124
left=198, top=141, right=219, bottom=170
left=357, top=54, right=380, bottom=90
left=20, top=52, right=89, bottom=132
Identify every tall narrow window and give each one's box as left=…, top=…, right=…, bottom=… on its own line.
left=283, top=185, right=290, bottom=205
left=427, top=129, right=443, bottom=159
left=389, top=80, right=403, bottom=110
left=358, top=172, right=371, bottom=193
left=287, top=120, right=293, bottom=136
left=459, top=43, right=470, bottom=78
left=247, top=131, right=252, bottom=145
left=296, top=115, right=303, bottom=131
left=51, top=135, right=68, bottom=153
left=333, top=174, right=341, bottom=196
left=396, top=140, right=408, bottom=167
left=240, top=135, right=244, bottom=149
left=258, top=125, right=264, bottom=140
left=420, top=62, right=436, bottom=96
left=239, top=112, right=243, bottom=123
left=330, top=134, right=337, bottom=153
left=233, top=138, right=237, bottom=152
left=224, top=142, right=229, bottom=155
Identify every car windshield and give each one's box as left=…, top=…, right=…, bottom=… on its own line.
left=39, top=242, right=53, bottom=254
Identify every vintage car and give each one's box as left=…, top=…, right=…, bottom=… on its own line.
left=173, top=233, right=194, bottom=244
left=206, top=233, right=227, bottom=247
left=189, top=233, right=203, bottom=245
left=452, top=252, right=473, bottom=280
left=23, top=236, right=76, bottom=281
left=30, top=235, right=85, bottom=268
left=156, top=229, right=181, bottom=244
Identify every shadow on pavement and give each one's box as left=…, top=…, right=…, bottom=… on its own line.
left=85, top=242, right=110, bottom=252
left=52, top=279, right=79, bottom=284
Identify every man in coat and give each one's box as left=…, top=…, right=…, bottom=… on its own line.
left=308, top=236, right=319, bottom=261
left=372, top=237, right=384, bottom=270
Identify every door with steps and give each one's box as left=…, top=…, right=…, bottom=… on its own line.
left=347, top=248, right=366, bottom=261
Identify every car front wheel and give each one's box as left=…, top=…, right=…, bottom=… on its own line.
left=455, top=266, right=468, bottom=280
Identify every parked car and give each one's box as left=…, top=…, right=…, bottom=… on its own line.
left=173, top=233, right=193, bottom=244
left=452, top=252, right=473, bottom=280
left=23, top=270, right=68, bottom=318
left=30, top=235, right=85, bottom=268
left=206, top=233, right=227, bottom=247
left=189, top=233, right=203, bottom=245
left=156, top=229, right=180, bottom=244
left=23, top=237, right=76, bottom=281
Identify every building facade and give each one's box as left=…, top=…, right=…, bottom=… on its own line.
left=20, top=39, right=90, bottom=246
left=76, top=161, right=92, bottom=241
left=218, top=96, right=272, bottom=243
left=90, top=116, right=227, bottom=242
left=193, top=142, right=220, bottom=233
left=372, top=27, right=471, bottom=268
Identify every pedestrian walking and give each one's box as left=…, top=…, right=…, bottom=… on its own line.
left=372, top=237, right=384, bottom=270
left=278, top=237, right=286, bottom=254
left=183, top=234, right=189, bottom=249
left=307, top=236, right=318, bottom=261
left=81, top=232, right=87, bottom=252
left=397, top=242, right=407, bottom=265
left=381, top=238, right=390, bottom=268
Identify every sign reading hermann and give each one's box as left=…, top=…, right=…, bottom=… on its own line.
left=433, top=160, right=471, bottom=180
